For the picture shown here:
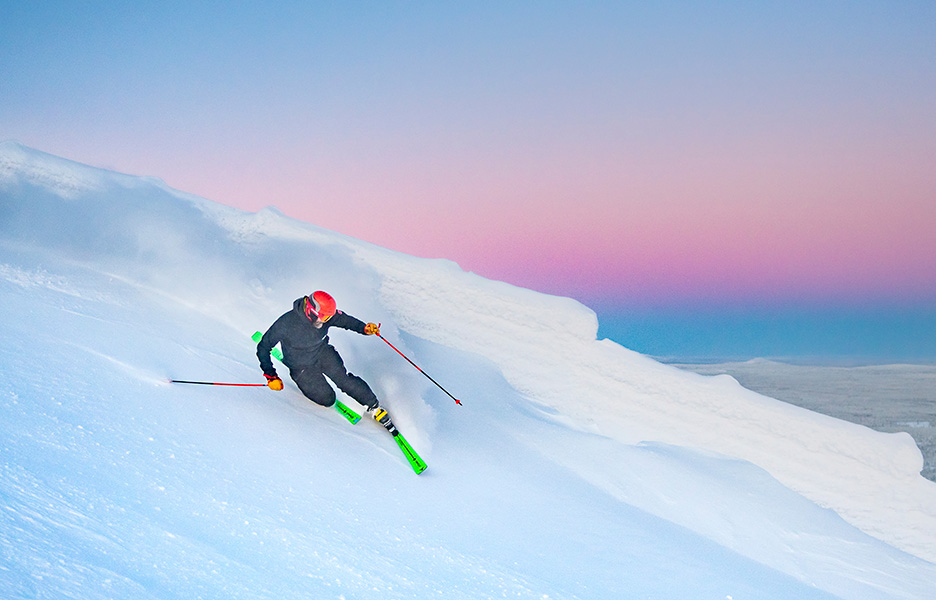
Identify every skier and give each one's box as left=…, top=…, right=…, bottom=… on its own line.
left=256, top=290, right=382, bottom=412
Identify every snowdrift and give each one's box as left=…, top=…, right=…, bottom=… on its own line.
left=2, top=140, right=935, bottom=599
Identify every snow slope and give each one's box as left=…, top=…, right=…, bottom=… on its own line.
left=1, top=141, right=934, bottom=599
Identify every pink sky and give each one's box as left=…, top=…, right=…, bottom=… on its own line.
left=3, top=2, right=935, bottom=317
left=204, top=116, right=935, bottom=309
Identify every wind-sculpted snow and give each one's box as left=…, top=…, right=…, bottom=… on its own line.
left=2, top=141, right=935, bottom=599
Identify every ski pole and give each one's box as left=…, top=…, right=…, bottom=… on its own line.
left=376, top=330, right=463, bottom=406
left=170, top=379, right=268, bottom=387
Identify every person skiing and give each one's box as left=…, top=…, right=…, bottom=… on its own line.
left=256, top=290, right=382, bottom=412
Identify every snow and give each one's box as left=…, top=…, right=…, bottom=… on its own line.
left=1, top=140, right=935, bottom=599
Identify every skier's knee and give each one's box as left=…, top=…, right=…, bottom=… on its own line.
left=305, top=388, right=336, bottom=407
left=292, top=369, right=336, bottom=407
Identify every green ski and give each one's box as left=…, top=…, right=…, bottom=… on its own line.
left=371, top=408, right=428, bottom=474
left=392, top=432, right=428, bottom=474
left=252, top=331, right=361, bottom=424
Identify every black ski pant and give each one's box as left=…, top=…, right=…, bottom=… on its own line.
left=289, top=344, right=378, bottom=409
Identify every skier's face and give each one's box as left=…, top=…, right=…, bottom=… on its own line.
left=304, top=296, right=333, bottom=326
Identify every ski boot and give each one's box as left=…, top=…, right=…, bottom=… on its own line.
left=370, top=407, right=398, bottom=435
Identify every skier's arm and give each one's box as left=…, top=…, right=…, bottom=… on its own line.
left=256, top=324, right=282, bottom=378
left=329, top=311, right=368, bottom=335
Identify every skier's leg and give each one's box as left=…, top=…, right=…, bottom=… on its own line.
left=290, top=367, right=337, bottom=407
left=319, top=345, right=379, bottom=410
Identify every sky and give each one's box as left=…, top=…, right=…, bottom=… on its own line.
left=2, top=1, right=935, bottom=361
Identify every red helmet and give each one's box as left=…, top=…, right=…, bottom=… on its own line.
left=305, top=290, right=337, bottom=321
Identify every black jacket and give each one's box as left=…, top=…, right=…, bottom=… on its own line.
left=257, top=297, right=367, bottom=378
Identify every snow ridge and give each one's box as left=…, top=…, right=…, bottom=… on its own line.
left=2, top=141, right=935, bottom=599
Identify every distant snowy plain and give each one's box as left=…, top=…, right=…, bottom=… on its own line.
left=672, top=360, right=936, bottom=483
left=2, top=141, right=935, bottom=599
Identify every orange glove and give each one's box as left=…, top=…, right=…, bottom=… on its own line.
left=265, top=374, right=284, bottom=391
left=364, top=322, right=380, bottom=336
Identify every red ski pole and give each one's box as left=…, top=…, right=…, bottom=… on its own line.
left=170, top=380, right=268, bottom=387
left=376, top=330, right=463, bottom=406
